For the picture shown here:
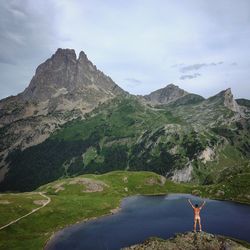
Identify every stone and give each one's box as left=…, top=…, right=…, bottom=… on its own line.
left=122, top=232, right=249, bottom=250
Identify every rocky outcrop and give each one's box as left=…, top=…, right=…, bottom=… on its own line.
left=143, top=84, right=188, bottom=105
left=223, top=88, right=240, bottom=113
left=145, top=176, right=166, bottom=186
left=123, top=232, right=249, bottom=250
left=170, top=164, right=193, bottom=183
left=198, top=147, right=215, bottom=163
left=207, top=88, right=240, bottom=113
left=68, top=177, right=108, bottom=192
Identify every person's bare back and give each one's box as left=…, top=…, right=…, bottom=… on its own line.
left=188, top=199, right=206, bottom=232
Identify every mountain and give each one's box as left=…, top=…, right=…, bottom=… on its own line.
left=22, top=48, right=125, bottom=102
left=0, top=48, right=249, bottom=192
left=143, top=84, right=188, bottom=105
left=0, top=48, right=126, bottom=183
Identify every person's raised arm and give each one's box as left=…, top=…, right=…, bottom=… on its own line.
left=200, top=201, right=206, bottom=209
left=188, top=199, right=195, bottom=209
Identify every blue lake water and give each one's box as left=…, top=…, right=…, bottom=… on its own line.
left=45, top=194, right=250, bottom=250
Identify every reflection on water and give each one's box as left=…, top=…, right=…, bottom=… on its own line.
left=46, top=194, right=250, bottom=250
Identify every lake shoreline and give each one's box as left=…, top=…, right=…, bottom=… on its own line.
left=44, top=192, right=250, bottom=250
left=44, top=192, right=168, bottom=249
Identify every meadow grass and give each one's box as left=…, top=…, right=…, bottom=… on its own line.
left=0, top=171, right=192, bottom=250
left=0, top=170, right=249, bottom=250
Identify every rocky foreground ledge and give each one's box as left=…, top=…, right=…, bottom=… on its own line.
left=122, top=232, right=249, bottom=250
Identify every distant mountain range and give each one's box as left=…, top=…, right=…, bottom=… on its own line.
left=0, top=48, right=249, bottom=191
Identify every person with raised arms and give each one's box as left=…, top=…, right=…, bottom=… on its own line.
left=188, top=198, right=206, bottom=232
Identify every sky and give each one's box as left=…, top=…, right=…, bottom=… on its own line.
left=0, top=0, right=250, bottom=100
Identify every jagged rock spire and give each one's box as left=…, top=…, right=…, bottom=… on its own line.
left=22, top=48, right=125, bottom=102
left=223, top=88, right=240, bottom=112
left=209, top=88, right=240, bottom=112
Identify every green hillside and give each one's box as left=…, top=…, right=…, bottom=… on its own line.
left=1, top=96, right=249, bottom=192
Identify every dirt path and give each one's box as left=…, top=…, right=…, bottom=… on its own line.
left=0, top=192, right=51, bottom=231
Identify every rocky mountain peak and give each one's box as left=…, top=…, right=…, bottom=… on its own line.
left=54, top=48, right=77, bottom=60
left=223, top=88, right=240, bottom=112
left=211, top=88, right=240, bottom=112
left=166, top=83, right=178, bottom=88
left=143, top=84, right=188, bottom=105
left=78, top=50, right=88, bottom=61
left=21, top=48, right=125, bottom=102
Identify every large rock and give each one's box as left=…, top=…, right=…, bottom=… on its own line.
left=123, top=232, right=249, bottom=250
left=170, top=164, right=193, bottom=183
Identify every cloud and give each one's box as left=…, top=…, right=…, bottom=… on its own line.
left=124, top=78, right=142, bottom=84
left=180, top=73, right=201, bottom=80
left=6, top=2, right=27, bottom=19
left=4, top=31, right=25, bottom=45
left=171, top=63, right=184, bottom=68
left=180, top=62, right=223, bottom=73
left=0, top=0, right=61, bottom=98
left=0, top=54, right=16, bottom=65
left=231, top=62, right=238, bottom=66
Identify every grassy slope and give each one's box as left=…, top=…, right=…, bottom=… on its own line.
left=0, top=171, right=193, bottom=250
left=0, top=169, right=249, bottom=250
left=0, top=193, right=42, bottom=226
left=0, top=97, right=186, bottom=191
left=200, top=171, right=250, bottom=204
left=2, top=96, right=250, bottom=192
left=3, top=95, right=245, bottom=191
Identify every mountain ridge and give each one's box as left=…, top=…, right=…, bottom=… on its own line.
left=0, top=48, right=249, bottom=191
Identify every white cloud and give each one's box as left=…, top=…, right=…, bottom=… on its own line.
left=180, top=73, right=201, bottom=80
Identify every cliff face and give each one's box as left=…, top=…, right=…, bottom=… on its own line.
left=223, top=88, right=240, bottom=113
left=122, top=232, right=249, bottom=250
